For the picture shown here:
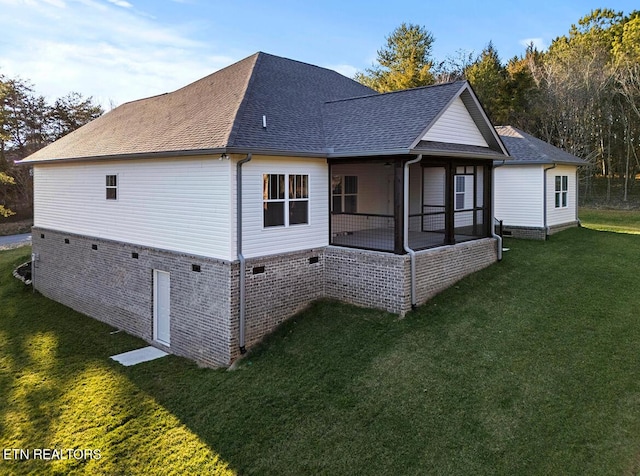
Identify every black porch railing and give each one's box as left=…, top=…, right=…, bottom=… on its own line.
left=331, top=207, right=490, bottom=253
left=330, top=212, right=395, bottom=252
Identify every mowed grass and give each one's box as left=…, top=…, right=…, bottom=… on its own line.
left=580, top=207, right=640, bottom=234
left=2, top=219, right=640, bottom=474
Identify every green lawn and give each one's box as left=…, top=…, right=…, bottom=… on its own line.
left=580, top=207, right=640, bottom=234
left=2, top=221, right=640, bottom=474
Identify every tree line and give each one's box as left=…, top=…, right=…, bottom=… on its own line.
left=356, top=10, right=640, bottom=205
left=0, top=76, right=103, bottom=217
left=2, top=9, right=638, bottom=218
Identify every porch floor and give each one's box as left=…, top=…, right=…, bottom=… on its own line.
left=331, top=228, right=479, bottom=252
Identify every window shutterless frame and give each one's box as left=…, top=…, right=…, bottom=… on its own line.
left=331, top=175, right=358, bottom=213
left=106, top=174, right=118, bottom=200
left=555, top=175, right=568, bottom=208
left=262, top=173, right=309, bottom=228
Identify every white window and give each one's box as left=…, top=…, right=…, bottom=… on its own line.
left=331, top=175, right=358, bottom=213
left=263, top=174, right=309, bottom=227
left=106, top=174, right=117, bottom=200
left=455, top=175, right=466, bottom=210
left=555, top=175, right=568, bottom=208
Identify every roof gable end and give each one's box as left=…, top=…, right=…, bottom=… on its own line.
left=421, top=95, right=488, bottom=147
left=411, top=82, right=508, bottom=155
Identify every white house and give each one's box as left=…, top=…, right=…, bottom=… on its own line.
left=21, top=52, right=510, bottom=367
left=494, top=126, right=587, bottom=240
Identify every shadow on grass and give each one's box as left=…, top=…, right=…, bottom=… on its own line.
left=4, top=228, right=640, bottom=474
left=0, top=248, right=233, bottom=475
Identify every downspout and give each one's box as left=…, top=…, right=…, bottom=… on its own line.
left=237, top=153, right=252, bottom=354
left=543, top=164, right=556, bottom=239
left=492, top=160, right=506, bottom=261
left=575, top=168, right=581, bottom=227
left=404, top=154, right=422, bottom=310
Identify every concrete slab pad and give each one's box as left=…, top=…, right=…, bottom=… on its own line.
left=111, top=346, right=168, bottom=366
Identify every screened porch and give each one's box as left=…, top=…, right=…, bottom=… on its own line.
left=329, top=158, right=493, bottom=254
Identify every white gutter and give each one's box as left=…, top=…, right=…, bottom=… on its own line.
left=492, top=160, right=506, bottom=261
left=237, top=153, right=252, bottom=354
left=403, top=154, right=422, bottom=310
left=543, top=164, right=557, bottom=239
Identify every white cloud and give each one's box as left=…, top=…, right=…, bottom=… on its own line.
left=106, top=0, right=132, bottom=7
left=327, top=64, right=359, bottom=79
left=0, top=0, right=237, bottom=109
left=519, top=37, right=547, bottom=51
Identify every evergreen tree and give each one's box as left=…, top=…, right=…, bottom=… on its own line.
left=355, top=23, right=436, bottom=92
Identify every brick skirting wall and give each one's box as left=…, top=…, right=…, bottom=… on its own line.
left=32, top=228, right=234, bottom=367
left=502, top=221, right=580, bottom=240
left=548, top=221, right=580, bottom=235
left=324, top=246, right=408, bottom=314
left=501, top=226, right=547, bottom=240
left=232, top=249, right=325, bottom=361
left=32, top=228, right=498, bottom=366
left=414, top=238, right=497, bottom=306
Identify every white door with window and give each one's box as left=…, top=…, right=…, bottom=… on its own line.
left=153, top=270, right=171, bottom=346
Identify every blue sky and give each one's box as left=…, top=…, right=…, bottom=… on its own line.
left=0, top=0, right=638, bottom=109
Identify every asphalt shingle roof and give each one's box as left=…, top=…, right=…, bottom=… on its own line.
left=21, top=52, right=509, bottom=163
left=496, top=126, right=586, bottom=166
left=321, top=82, right=466, bottom=154
left=24, top=53, right=260, bottom=161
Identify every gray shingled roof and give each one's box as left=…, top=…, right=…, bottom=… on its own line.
left=496, top=126, right=586, bottom=166
left=24, top=53, right=260, bottom=162
left=322, top=81, right=507, bottom=157
left=21, top=52, right=509, bottom=163
left=23, top=53, right=375, bottom=162
left=323, top=82, right=461, bottom=154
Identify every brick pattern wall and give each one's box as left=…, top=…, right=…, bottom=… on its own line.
left=324, top=246, right=409, bottom=314
left=32, top=228, right=498, bottom=367
left=548, top=221, right=580, bottom=235
left=502, top=226, right=547, bottom=240
left=229, top=249, right=325, bottom=359
left=503, top=221, right=579, bottom=240
left=414, top=238, right=497, bottom=306
left=32, top=227, right=233, bottom=367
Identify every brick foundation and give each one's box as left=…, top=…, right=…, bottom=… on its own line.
left=502, top=221, right=580, bottom=240
left=501, top=226, right=547, bottom=240
left=32, top=228, right=233, bottom=367
left=33, top=228, right=498, bottom=366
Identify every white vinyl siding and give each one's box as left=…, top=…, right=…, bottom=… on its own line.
left=422, top=97, right=489, bottom=147
left=239, top=156, right=328, bottom=259
left=494, top=165, right=544, bottom=227
left=547, top=165, right=578, bottom=227
left=33, top=156, right=233, bottom=260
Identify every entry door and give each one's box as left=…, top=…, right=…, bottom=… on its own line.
left=153, top=270, right=171, bottom=346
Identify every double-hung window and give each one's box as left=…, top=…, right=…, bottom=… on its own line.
left=555, top=175, right=568, bottom=208
left=263, top=173, right=309, bottom=227
left=106, top=174, right=117, bottom=200
left=331, top=175, right=358, bottom=213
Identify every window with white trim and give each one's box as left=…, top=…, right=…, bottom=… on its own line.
left=454, top=175, right=466, bottom=210
left=106, top=174, right=117, bottom=200
left=263, top=173, right=309, bottom=227
left=555, top=175, right=568, bottom=208
left=331, top=175, right=358, bottom=213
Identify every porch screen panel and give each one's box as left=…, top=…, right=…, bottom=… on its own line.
left=453, top=164, right=488, bottom=241
left=422, top=167, right=446, bottom=233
